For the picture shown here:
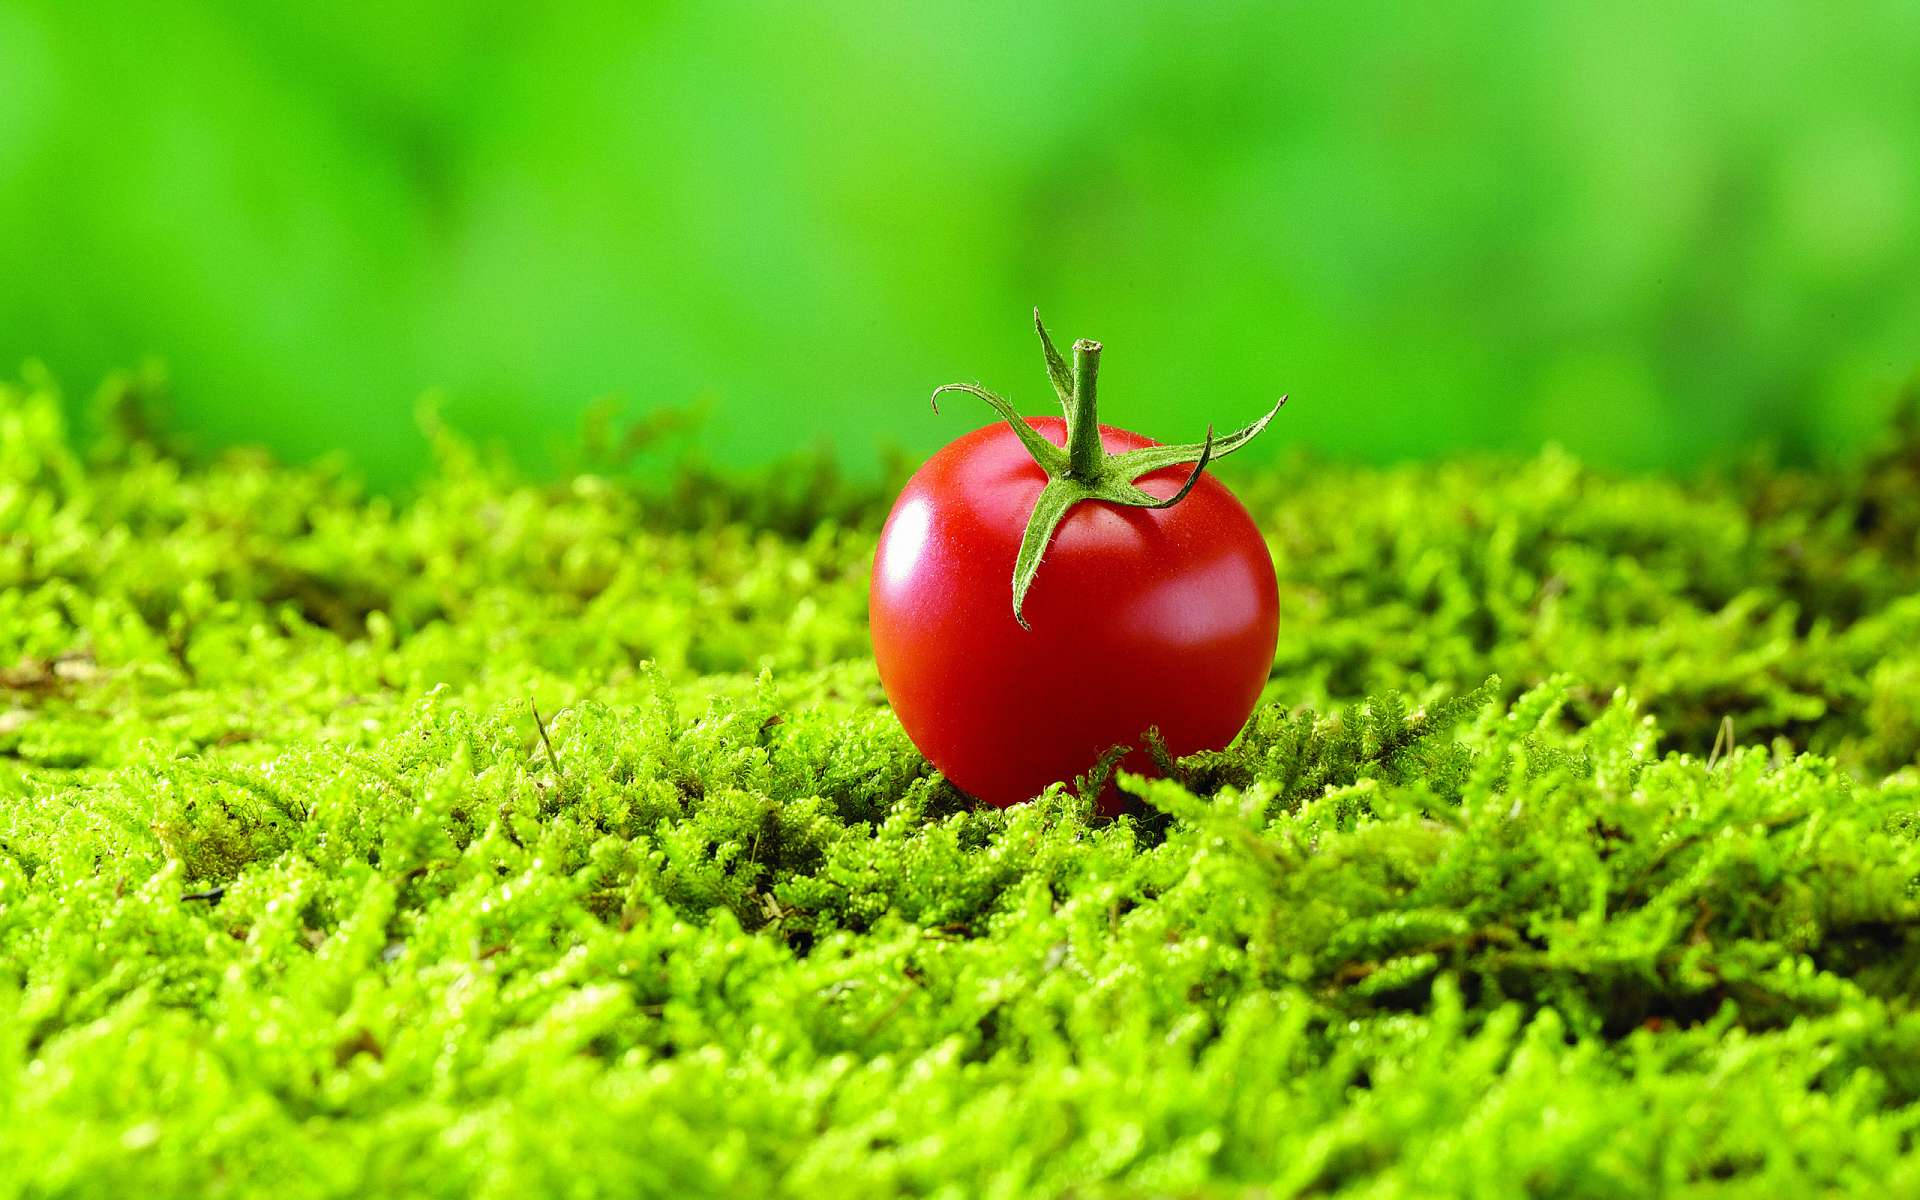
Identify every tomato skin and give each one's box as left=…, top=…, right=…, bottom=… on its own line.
left=870, top=416, right=1279, bottom=813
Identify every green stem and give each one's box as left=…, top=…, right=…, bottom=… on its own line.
left=930, top=313, right=1287, bottom=627
left=1066, top=339, right=1105, bottom=481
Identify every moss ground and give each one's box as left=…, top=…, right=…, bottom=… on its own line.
left=4, top=377, right=1920, bottom=1196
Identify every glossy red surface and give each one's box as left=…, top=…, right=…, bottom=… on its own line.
left=870, top=416, right=1279, bottom=812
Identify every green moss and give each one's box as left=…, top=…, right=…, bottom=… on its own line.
left=3, top=375, right=1920, bottom=1196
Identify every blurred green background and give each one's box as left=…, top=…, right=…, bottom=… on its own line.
left=2, top=2, right=1917, bottom=484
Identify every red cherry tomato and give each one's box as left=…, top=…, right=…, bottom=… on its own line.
left=870, top=414, right=1279, bottom=813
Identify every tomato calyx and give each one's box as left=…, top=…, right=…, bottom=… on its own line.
left=929, top=310, right=1287, bottom=629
